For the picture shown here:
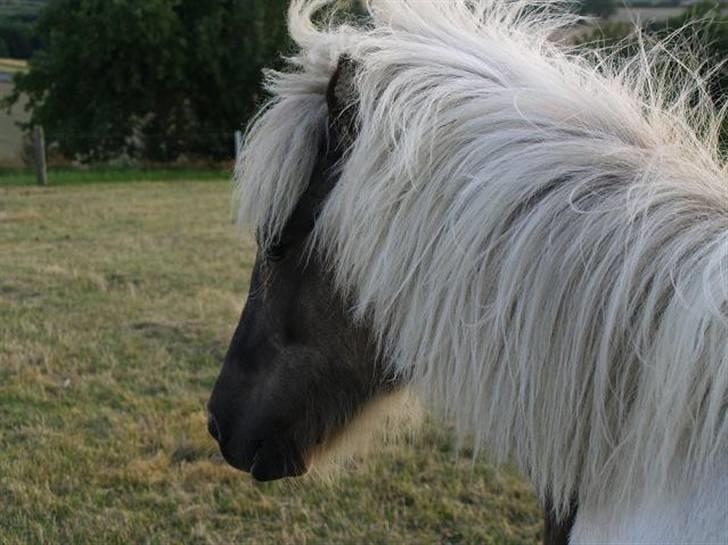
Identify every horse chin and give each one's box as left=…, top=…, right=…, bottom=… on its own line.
left=221, top=435, right=308, bottom=482
left=219, top=391, right=418, bottom=481
left=250, top=437, right=308, bottom=481
left=304, top=390, right=421, bottom=478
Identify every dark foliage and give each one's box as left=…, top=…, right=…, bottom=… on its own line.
left=578, top=0, right=617, bottom=19
left=0, top=1, right=45, bottom=59
left=577, top=2, right=728, bottom=149
left=3, top=0, right=291, bottom=162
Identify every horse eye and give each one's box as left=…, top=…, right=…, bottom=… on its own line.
left=266, top=244, right=287, bottom=262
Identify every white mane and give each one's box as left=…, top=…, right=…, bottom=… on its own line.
left=236, top=0, right=728, bottom=524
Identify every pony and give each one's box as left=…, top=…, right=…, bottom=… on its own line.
left=207, top=1, right=728, bottom=542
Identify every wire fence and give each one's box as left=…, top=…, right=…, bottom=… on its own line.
left=0, top=128, right=244, bottom=167
left=0, top=126, right=243, bottom=186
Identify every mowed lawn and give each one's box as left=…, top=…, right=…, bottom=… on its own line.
left=0, top=178, right=541, bottom=545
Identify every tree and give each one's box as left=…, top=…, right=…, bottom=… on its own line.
left=4, top=0, right=290, bottom=162
left=0, top=19, right=41, bottom=59
left=0, top=2, right=45, bottom=59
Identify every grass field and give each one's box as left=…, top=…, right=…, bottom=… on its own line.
left=0, top=176, right=541, bottom=544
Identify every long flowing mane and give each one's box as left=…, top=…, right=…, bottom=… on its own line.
left=236, top=0, right=728, bottom=519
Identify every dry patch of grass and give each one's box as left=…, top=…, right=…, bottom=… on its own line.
left=0, top=180, right=541, bottom=544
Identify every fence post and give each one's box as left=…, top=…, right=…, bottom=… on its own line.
left=33, top=126, right=48, bottom=186
left=234, top=130, right=242, bottom=162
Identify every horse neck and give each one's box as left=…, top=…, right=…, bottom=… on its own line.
left=570, top=453, right=728, bottom=544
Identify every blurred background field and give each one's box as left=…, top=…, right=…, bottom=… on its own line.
left=0, top=177, right=541, bottom=544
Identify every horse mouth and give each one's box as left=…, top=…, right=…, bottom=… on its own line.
left=221, top=437, right=308, bottom=482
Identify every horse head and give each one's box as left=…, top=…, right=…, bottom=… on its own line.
left=206, top=58, right=402, bottom=481
left=206, top=1, right=728, bottom=541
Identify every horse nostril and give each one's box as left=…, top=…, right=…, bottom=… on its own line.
left=207, top=413, right=221, bottom=443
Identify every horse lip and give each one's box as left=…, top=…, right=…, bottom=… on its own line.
left=217, top=433, right=307, bottom=481
left=248, top=437, right=308, bottom=482
left=249, top=450, right=264, bottom=479
left=219, top=439, right=261, bottom=473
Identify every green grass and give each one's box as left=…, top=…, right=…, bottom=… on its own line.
left=0, top=179, right=541, bottom=544
left=0, top=166, right=230, bottom=186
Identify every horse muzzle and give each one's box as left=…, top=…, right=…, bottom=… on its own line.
left=207, top=410, right=307, bottom=481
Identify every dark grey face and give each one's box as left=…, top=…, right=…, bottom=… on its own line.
left=207, top=58, right=398, bottom=481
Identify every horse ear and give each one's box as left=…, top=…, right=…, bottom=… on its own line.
left=326, top=55, right=359, bottom=150
left=270, top=57, right=359, bottom=251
